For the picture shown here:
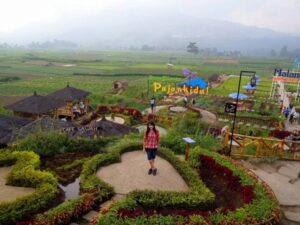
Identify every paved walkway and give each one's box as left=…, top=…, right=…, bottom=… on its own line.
left=241, top=160, right=300, bottom=224
left=190, top=107, right=217, bottom=124
left=0, top=167, right=35, bottom=203
left=97, top=151, right=189, bottom=194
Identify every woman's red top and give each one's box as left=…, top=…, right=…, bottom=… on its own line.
left=144, top=130, right=159, bottom=149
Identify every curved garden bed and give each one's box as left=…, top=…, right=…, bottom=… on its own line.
left=0, top=151, right=58, bottom=225
left=4, top=138, right=280, bottom=225
left=93, top=144, right=281, bottom=225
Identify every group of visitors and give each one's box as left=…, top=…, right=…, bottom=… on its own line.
left=285, top=131, right=300, bottom=152
left=72, top=100, right=86, bottom=119
left=282, top=103, right=299, bottom=124
left=183, top=96, right=196, bottom=107
left=286, top=130, right=300, bottom=142
left=289, top=111, right=299, bottom=124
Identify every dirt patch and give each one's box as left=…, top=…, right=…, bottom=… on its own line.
left=0, top=167, right=35, bottom=203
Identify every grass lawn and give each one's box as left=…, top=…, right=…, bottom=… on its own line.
left=0, top=49, right=293, bottom=109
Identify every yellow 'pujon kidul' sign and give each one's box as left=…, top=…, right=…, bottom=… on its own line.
left=153, top=82, right=208, bottom=95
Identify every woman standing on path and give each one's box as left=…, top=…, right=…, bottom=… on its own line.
left=143, top=121, right=160, bottom=176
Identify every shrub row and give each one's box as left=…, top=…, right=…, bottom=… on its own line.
left=12, top=131, right=111, bottom=156
left=190, top=147, right=281, bottom=224
left=0, top=151, right=58, bottom=225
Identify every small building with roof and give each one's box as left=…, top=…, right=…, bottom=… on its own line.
left=5, top=85, right=90, bottom=120
left=113, top=80, right=128, bottom=92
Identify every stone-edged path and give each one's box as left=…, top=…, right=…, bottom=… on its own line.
left=241, top=160, right=300, bottom=225
left=97, top=151, right=189, bottom=194
left=0, top=167, right=35, bottom=203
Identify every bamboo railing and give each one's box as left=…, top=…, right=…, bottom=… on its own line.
left=225, top=132, right=300, bottom=160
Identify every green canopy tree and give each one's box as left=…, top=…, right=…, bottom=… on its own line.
left=187, top=42, right=199, bottom=54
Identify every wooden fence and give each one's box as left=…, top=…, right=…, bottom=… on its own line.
left=225, top=132, right=300, bottom=160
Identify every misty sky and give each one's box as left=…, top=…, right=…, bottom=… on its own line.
left=0, top=0, right=300, bottom=46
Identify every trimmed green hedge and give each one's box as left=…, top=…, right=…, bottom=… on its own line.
left=12, top=131, right=112, bottom=156
left=0, top=150, right=58, bottom=224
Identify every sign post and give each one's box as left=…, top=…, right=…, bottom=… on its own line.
left=228, top=71, right=256, bottom=157
left=224, top=102, right=237, bottom=113
left=183, top=137, right=196, bottom=161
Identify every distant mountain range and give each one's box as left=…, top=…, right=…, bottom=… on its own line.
left=1, top=10, right=299, bottom=52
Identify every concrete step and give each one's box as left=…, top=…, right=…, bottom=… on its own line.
left=100, top=194, right=125, bottom=209
left=82, top=210, right=99, bottom=222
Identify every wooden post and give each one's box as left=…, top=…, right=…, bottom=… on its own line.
left=225, top=132, right=229, bottom=146
left=185, top=143, right=190, bottom=161
left=255, top=139, right=261, bottom=158
left=280, top=140, right=284, bottom=159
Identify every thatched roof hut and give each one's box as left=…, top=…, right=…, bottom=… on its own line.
left=88, top=119, right=138, bottom=137
left=6, top=92, right=65, bottom=114
left=113, top=80, right=128, bottom=90
left=1, top=116, right=78, bottom=144
left=5, top=85, right=90, bottom=120
left=47, top=85, right=90, bottom=102
left=0, top=114, right=32, bottom=146
left=208, top=74, right=220, bottom=83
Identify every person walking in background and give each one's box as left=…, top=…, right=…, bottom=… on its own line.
left=143, top=121, right=160, bottom=176
left=79, top=100, right=85, bottom=115
left=294, top=111, right=299, bottom=124
left=72, top=104, right=80, bottom=119
left=283, top=107, right=290, bottom=119
left=183, top=96, right=188, bottom=107
left=289, top=112, right=295, bottom=124
left=191, top=97, right=196, bottom=106
left=150, top=96, right=156, bottom=114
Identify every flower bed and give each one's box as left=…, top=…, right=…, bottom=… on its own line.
left=190, top=148, right=281, bottom=224
left=94, top=147, right=280, bottom=225
left=0, top=151, right=58, bottom=225
left=19, top=194, right=94, bottom=225
left=97, top=106, right=143, bottom=120
left=81, top=105, right=143, bottom=126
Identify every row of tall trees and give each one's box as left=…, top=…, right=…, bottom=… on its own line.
left=187, top=42, right=241, bottom=57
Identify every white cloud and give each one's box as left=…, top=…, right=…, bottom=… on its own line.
left=0, top=0, right=299, bottom=35
left=227, top=0, right=300, bottom=34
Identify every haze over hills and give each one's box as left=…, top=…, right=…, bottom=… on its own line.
left=1, top=9, right=299, bottom=53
